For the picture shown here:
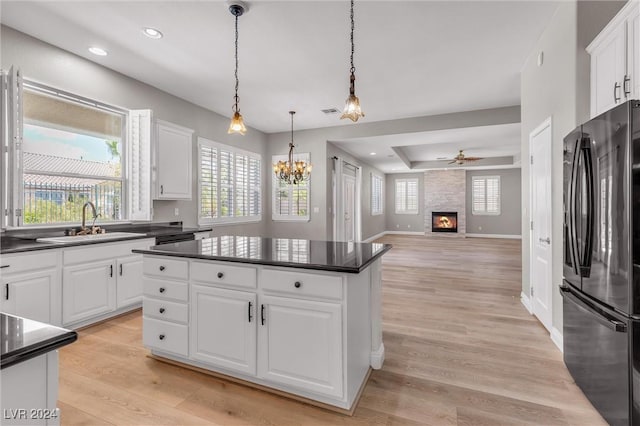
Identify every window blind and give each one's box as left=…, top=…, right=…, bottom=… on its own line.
left=395, top=178, right=418, bottom=214
left=371, top=173, right=383, bottom=215
left=472, top=176, right=500, bottom=215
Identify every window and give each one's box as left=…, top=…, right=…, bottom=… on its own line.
left=272, top=153, right=310, bottom=221
left=198, top=137, right=261, bottom=225
left=2, top=72, right=141, bottom=226
left=395, top=178, right=418, bottom=214
left=371, top=173, right=384, bottom=216
left=472, top=175, right=501, bottom=215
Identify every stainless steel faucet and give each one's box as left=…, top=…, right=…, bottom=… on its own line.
left=81, top=201, right=98, bottom=233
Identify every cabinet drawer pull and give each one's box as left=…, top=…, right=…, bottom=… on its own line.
left=261, top=304, right=265, bottom=325
left=294, top=281, right=302, bottom=288
left=614, top=82, right=621, bottom=102
left=248, top=301, right=253, bottom=322
left=159, top=334, right=165, bottom=340
left=217, top=272, right=224, bottom=279
left=4, top=283, right=8, bottom=301
left=159, top=308, right=166, bottom=314
left=160, top=185, right=164, bottom=195
left=109, top=265, right=113, bottom=277
left=159, top=287, right=166, bottom=293
left=624, top=75, right=631, bottom=97
left=159, top=266, right=166, bottom=271
left=119, top=264, right=123, bottom=276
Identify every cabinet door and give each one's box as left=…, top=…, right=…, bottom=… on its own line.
left=155, top=121, right=193, bottom=200
left=116, top=256, right=143, bottom=308
left=190, top=285, right=256, bottom=375
left=258, top=295, right=343, bottom=398
left=0, top=269, right=55, bottom=323
left=591, top=24, right=626, bottom=117
left=628, top=10, right=640, bottom=100
left=62, top=260, right=116, bottom=326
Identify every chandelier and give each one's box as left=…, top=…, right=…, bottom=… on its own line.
left=273, top=111, right=312, bottom=185
left=227, top=2, right=247, bottom=135
left=340, top=0, right=364, bottom=122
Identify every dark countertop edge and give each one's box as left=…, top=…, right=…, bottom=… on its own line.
left=132, top=244, right=392, bottom=274
left=1, top=234, right=155, bottom=254
left=1, top=331, right=78, bottom=370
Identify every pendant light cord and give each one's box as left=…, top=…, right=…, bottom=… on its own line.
left=233, top=13, right=240, bottom=112
left=349, top=0, right=355, bottom=74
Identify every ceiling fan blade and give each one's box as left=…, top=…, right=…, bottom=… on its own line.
left=464, top=157, right=484, bottom=161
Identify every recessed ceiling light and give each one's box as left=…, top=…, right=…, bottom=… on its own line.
left=88, top=47, right=108, bottom=56
left=142, top=27, right=163, bottom=39
left=369, top=152, right=376, bottom=156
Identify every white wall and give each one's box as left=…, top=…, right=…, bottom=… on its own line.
left=1, top=25, right=269, bottom=234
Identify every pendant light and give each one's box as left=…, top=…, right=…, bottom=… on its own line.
left=228, top=2, right=247, bottom=135
left=273, top=111, right=312, bottom=185
left=340, top=0, right=364, bottom=122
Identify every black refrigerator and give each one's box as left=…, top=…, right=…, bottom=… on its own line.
left=562, top=100, right=640, bottom=426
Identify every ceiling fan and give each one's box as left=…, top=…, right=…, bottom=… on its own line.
left=447, top=150, right=484, bottom=165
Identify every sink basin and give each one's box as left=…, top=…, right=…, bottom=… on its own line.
left=36, top=232, right=147, bottom=244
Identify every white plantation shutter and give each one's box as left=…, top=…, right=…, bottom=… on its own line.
left=272, top=153, right=310, bottom=221
left=198, top=137, right=261, bottom=224
left=371, top=173, right=383, bottom=215
left=472, top=176, right=500, bottom=215
left=395, top=178, right=418, bottom=214
left=128, top=109, right=152, bottom=221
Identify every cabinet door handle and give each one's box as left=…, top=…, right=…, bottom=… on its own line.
left=4, top=283, right=8, bottom=300
left=109, top=265, right=113, bottom=277
left=614, top=82, right=621, bottom=102
left=294, top=281, right=302, bottom=288
left=160, top=185, right=164, bottom=195
left=159, top=334, right=165, bottom=340
left=159, top=308, right=165, bottom=314
left=119, top=264, right=123, bottom=276
left=159, top=266, right=165, bottom=271
left=261, top=304, right=265, bottom=325
left=159, top=287, right=166, bottom=293
left=248, top=301, right=253, bottom=323
left=624, top=75, right=631, bottom=97
left=217, top=272, right=224, bottom=279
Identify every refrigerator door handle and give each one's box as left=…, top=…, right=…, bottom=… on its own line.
left=561, top=286, right=627, bottom=332
left=568, top=138, right=581, bottom=276
left=578, top=138, right=596, bottom=277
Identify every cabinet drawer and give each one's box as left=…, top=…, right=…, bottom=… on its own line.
left=191, top=261, right=257, bottom=289
left=143, top=257, right=188, bottom=280
left=143, top=317, right=188, bottom=357
left=64, top=239, right=154, bottom=265
left=1, top=250, right=59, bottom=274
left=261, top=269, right=343, bottom=301
left=143, top=278, right=188, bottom=302
left=143, top=297, right=188, bottom=324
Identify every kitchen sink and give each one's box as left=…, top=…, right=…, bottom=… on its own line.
left=36, top=232, right=147, bottom=244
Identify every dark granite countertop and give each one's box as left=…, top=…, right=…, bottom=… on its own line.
left=1, top=222, right=212, bottom=254
left=1, top=313, right=77, bottom=369
left=133, top=236, right=392, bottom=274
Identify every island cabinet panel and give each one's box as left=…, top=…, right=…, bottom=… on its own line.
left=62, top=260, right=116, bottom=325
left=258, top=295, right=344, bottom=399
left=143, top=298, right=188, bottom=323
left=261, top=269, right=343, bottom=301
left=143, top=257, right=188, bottom=281
left=143, top=317, right=188, bottom=357
left=191, top=261, right=257, bottom=289
left=190, top=285, right=257, bottom=375
left=143, top=277, right=188, bottom=302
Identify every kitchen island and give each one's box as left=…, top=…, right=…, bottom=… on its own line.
left=133, top=236, right=391, bottom=413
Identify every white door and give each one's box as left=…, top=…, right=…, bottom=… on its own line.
left=530, top=118, right=553, bottom=331
left=62, top=260, right=116, bottom=325
left=591, top=25, right=626, bottom=117
left=116, top=256, right=143, bottom=308
left=190, top=285, right=257, bottom=375
left=344, top=174, right=356, bottom=242
left=1, top=270, right=54, bottom=323
left=258, top=295, right=343, bottom=398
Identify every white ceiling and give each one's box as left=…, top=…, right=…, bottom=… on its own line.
left=0, top=0, right=558, bottom=171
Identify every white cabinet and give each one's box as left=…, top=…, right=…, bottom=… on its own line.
left=155, top=120, right=193, bottom=200
left=258, top=295, right=343, bottom=398
left=588, top=1, right=640, bottom=117
left=62, top=259, right=116, bottom=325
left=0, top=250, right=60, bottom=325
left=62, top=238, right=154, bottom=327
left=190, top=285, right=257, bottom=375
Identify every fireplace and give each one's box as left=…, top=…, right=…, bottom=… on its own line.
left=432, top=211, right=458, bottom=233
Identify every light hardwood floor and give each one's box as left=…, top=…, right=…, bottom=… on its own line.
left=57, top=235, right=606, bottom=425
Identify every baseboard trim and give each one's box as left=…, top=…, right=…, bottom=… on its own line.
left=363, top=231, right=387, bottom=243
left=385, top=231, right=424, bottom=236
left=520, top=291, right=533, bottom=314
left=466, top=233, right=522, bottom=239
left=551, top=327, right=563, bottom=353
left=370, top=343, right=385, bottom=370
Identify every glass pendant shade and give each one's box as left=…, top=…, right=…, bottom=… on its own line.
left=341, top=93, right=364, bottom=122
left=228, top=111, right=247, bottom=135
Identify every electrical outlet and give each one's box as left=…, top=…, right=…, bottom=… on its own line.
left=174, top=208, right=179, bottom=216
left=313, top=206, right=319, bottom=213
